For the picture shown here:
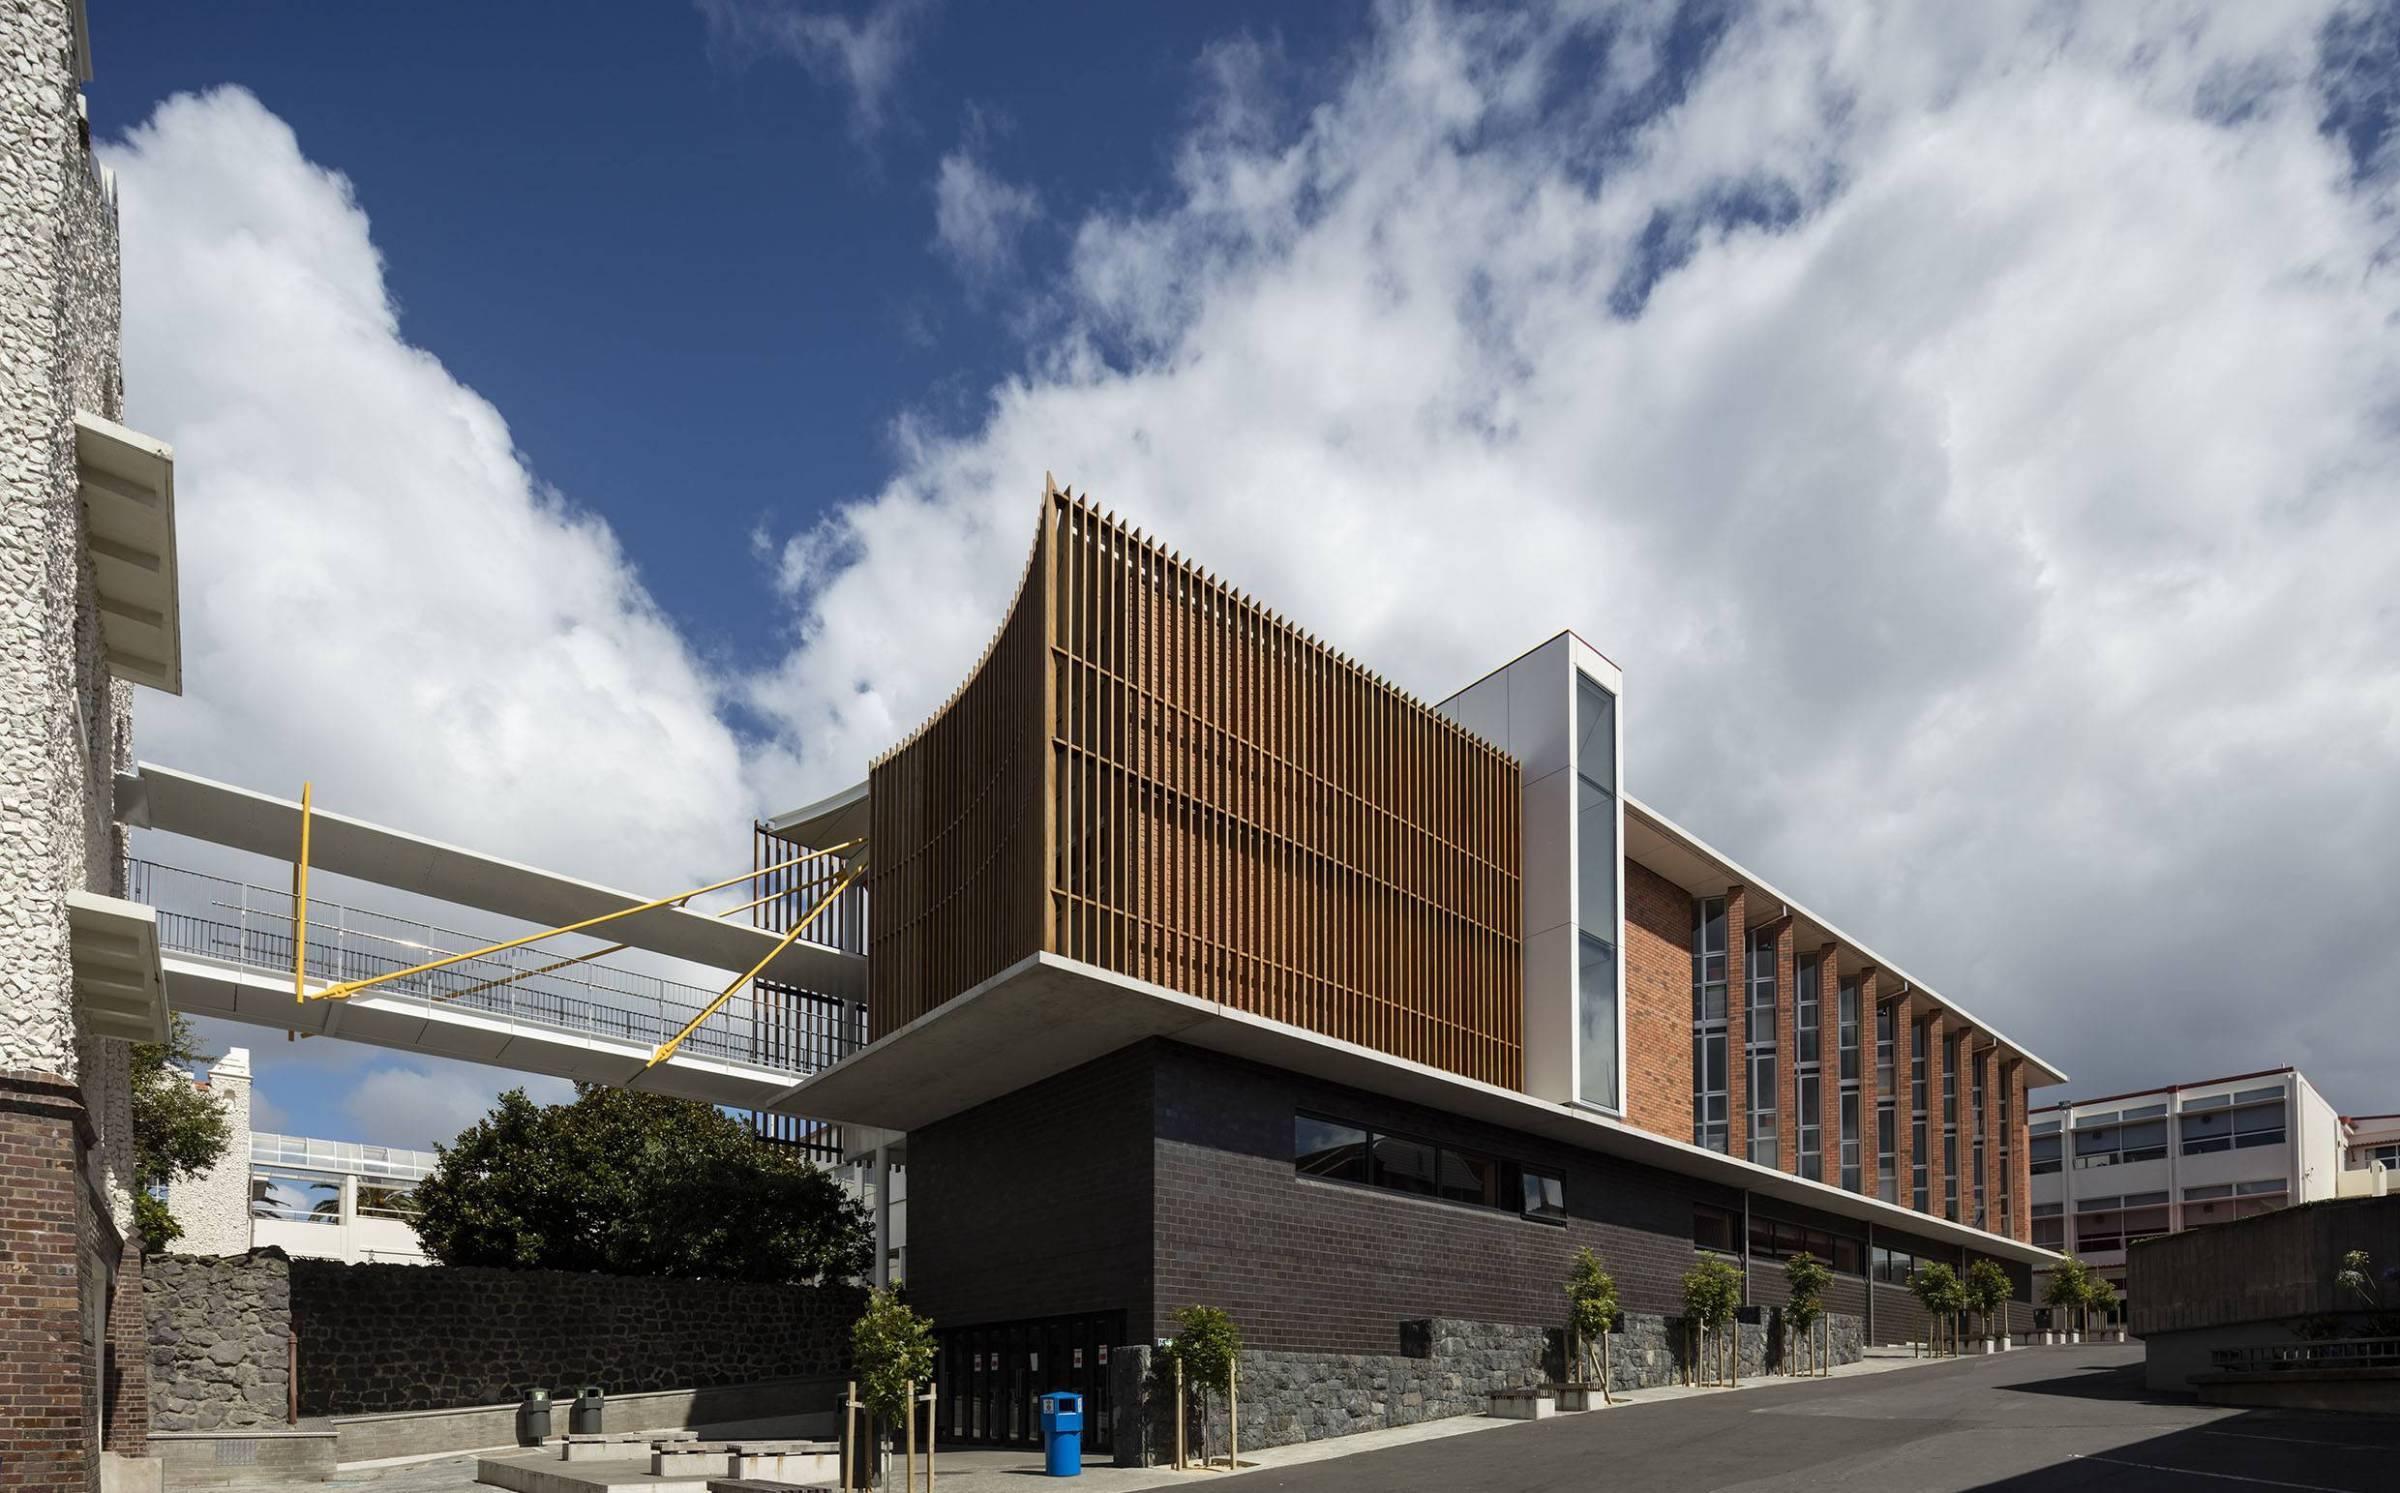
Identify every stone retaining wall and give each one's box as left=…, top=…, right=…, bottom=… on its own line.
left=146, top=1254, right=293, bottom=1431
left=1110, top=1311, right=1862, bottom=1463
left=145, top=1251, right=859, bottom=1422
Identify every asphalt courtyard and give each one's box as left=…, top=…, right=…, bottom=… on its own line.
left=1229, top=1345, right=2400, bottom=1493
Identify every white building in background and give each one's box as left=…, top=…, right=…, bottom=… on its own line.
left=2028, top=1066, right=2390, bottom=1308
left=165, top=1048, right=434, bottom=1265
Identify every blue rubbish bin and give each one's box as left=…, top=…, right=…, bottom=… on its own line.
left=1038, top=1392, right=1083, bottom=1477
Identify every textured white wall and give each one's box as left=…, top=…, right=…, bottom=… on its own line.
left=168, top=1049, right=255, bottom=1256
left=0, top=0, right=131, bottom=1086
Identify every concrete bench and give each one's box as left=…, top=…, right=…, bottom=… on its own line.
left=1485, top=1389, right=1557, bottom=1421
left=563, top=1432, right=676, bottom=1462
left=726, top=1444, right=839, bottom=1482
left=709, top=1480, right=837, bottom=1493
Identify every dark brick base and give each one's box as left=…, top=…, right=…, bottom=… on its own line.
left=0, top=1071, right=100, bottom=1493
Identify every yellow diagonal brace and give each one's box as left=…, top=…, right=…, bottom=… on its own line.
left=647, top=859, right=863, bottom=1069
left=293, top=782, right=313, bottom=1003
left=305, top=839, right=863, bottom=1003
left=435, top=941, right=630, bottom=1005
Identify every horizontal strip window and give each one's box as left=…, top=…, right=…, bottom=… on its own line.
left=2180, top=1100, right=2285, bottom=1154
left=1748, top=1215, right=1864, bottom=1276
left=1870, top=1245, right=1920, bottom=1285
left=1693, top=1203, right=1740, bottom=1255
left=1294, top=1113, right=1564, bottom=1222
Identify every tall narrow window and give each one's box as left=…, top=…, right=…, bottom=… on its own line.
left=1910, top=1021, right=1929, bottom=1211
left=1691, top=897, right=1729, bottom=1153
left=1971, top=1049, right=1988, bottom=1228
left=1943, top=1033, right=1960, bottom=1221
left=1838, top=978, right=1861, bottom=1191
left=1876, top=999, right=1897, bottom=1202
left=1746, top=927, right=1778, bottom=1166
left=1574, top=674, right=1619, bottom=1110
left=1998, top=1067, right=2013, bottom=1235
left=1795, top=956, right=1822, bottom=1181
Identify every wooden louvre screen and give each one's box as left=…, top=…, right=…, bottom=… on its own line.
left=866, top=485, right=1524, bottom=1090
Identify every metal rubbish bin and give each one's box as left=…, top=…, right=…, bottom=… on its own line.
left=569, top=1386, right=605, bottom=1435
left=1038, top=1392, right=1082, bottom=1477
left=517, top=1388, right=552, bottom=1446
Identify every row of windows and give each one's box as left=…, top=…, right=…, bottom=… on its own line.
left=2030, top=1100, right=2288, bottom=1173
left=1294, top=1114, right=1566, bottom=1221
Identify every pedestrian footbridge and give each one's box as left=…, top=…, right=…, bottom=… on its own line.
left=119, top=763, right=866, bottom=1115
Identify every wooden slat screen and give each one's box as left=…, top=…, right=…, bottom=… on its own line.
left=866, top=485, right=1524, bottom=1089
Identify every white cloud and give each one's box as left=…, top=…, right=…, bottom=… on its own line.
left=105, top=88, right=771, bottom=894
left=932, top=149, right=1040, bottom=281
left=754, top=1, right=2400, bottom=1109
left=345, top=1062, right=572, bottom=1151
left=697, top=0, right=931, bottom=140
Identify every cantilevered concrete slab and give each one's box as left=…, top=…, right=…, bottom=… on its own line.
left=122, top=763, right=862, bottom=1000
left=163, top=953, right=818, bottom=1111
left=789, top=951, right=2062, bottom=1268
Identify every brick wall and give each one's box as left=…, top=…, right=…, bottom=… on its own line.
left=1148, top=1042, right=1744, bottom=1353
left=906, top=1045, right=1156, bottom=1333
left=1621, top=861, right=1691, bottom=1141
left=0, top=1075, right=98, bottom=1493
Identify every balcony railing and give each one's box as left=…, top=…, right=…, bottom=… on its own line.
left=128, top=859, right=863, bottom=1077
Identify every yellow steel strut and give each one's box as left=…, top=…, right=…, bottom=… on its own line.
left=646, top=858, right=864, bottom=1070
left=302, top=839, right=863, bottom=1003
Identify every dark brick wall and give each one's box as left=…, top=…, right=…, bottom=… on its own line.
left=0, top=1073, right=99, bottom=1493
left=1149, top=1043, right=1746, bottom=1353
left=905, top=1046, right=1155, bottom=1333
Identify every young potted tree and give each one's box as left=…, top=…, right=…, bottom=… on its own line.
left=1680, top=1256, right=1743, bottom=1386
left=1964, top=1260, right=2013, bottom=1353
left=1910, top=1261, right=1966, bottom=1357
left=2083, top=1275, right=2122, bottom=1343
left=1561, top=1246, right=1621, bottom=1408
left=1163, top=1305, right=1243, bottom=1469
left=1782, top=1251, right=1833, bottom=1377
left=2043, top=1258, right=2089, bottom=1344
left=850, top=1284, right=936, bottom=1492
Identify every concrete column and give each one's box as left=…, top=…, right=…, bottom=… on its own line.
left=873, top=1145, right=894, bottom=1288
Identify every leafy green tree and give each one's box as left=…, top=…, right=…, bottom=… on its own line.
left=1163, top=1305, right=1243, bottom=1463
left=2044, top=1257, right=2090, bottom=1338
left=1564, top=1247, right=1620, bottom=1392
left=2082, top=1274, right=2118, bottom=1335
left=1964, top=1259, right=2013, bottom=1345
left=1911, top=1261, right=1968, bottom=1355
left=131, top=1016, right=231, bottom=1252
left=1680, top=1255, right=1743, bottom=1385
left=411, top=1085, right=870, bottom=1284
left=852, top=1283, right=936, bottom=1426
left=1783, top=1251, right=1832, bottom=1375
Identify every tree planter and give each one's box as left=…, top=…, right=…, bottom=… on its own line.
left=1486, top=1390, right=1556, bottom=1421
left=1553, top=1385, right=1608, bottom=1412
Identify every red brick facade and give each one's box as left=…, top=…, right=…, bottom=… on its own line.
left=1622, top=860, right=1691, bottom=1140
left=1615, top=854, right=2041, bottom=1246
left=0, top=1073, right=102, bottom=1493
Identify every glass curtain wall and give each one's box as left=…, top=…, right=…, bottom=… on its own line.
left=1574, top=673, right=1619, bottom=1110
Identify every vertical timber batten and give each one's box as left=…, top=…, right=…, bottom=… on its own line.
left=866, top=489, right=1523, bottom=1089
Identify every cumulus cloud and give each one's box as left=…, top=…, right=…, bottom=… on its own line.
left=697, top=0, right=932, bottom=140
left=346, top=1062, right=573, bottom=1151
left=753, top=1, right=2400, bottom=1109
left=105, top=88, right=769, bottom=893
left=932, top=148, right=1041, bottom=282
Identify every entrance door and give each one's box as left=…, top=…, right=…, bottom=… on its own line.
left=936, top=1312, right=1123, bottom=1455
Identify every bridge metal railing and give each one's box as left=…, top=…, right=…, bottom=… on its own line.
left=127, top=859, right=863, bottom=1076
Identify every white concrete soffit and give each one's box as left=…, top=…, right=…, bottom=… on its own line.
left=68, top=890, right=169, bottom=1042
left=1624, top=795, right=2067, bottom=1088
left=788, top=952, right=2062, bottom=1268
left=120, top=762, right=863, bottom=1000
left=76, top=413, right=181, bottom=694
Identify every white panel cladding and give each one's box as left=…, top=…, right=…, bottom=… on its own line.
left=1441, top=631, right=1623, bottom=1110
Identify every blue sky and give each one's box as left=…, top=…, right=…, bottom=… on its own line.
left=94, top=2, right=2400, bottom=1151
left=89, top=0, right=1364, bottom=674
